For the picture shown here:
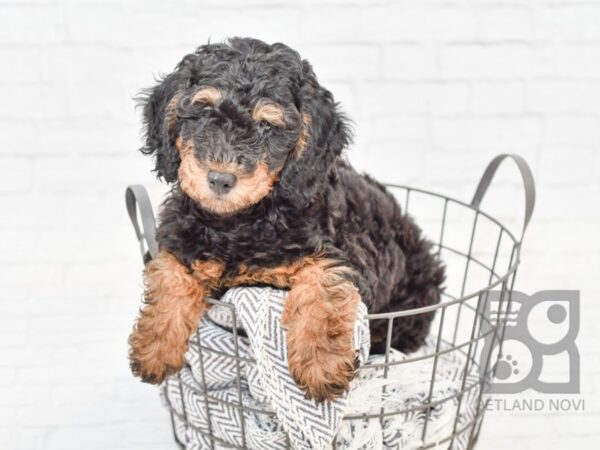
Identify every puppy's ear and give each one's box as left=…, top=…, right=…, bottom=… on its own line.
left=138, top=71, right=185, bottom=182
left=277, top=61, right=352, bottom=206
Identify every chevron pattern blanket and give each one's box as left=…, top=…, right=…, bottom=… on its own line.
left=161, top=287, right=479, bottom=450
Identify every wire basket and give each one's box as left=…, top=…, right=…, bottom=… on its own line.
left=127, top=154, right=535, bottom=450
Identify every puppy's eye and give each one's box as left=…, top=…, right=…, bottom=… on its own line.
left=178, top=106, right=212, bottom=120
left=197, top=105, right=212, bottom=116
left=193, top=103, right=212, bottom=114
left=258, top=120, right=274, bottom=133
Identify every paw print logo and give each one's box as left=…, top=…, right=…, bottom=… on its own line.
left=495, top=354, right=519, bottom=380
left=479, top=290, right=580, bottom=394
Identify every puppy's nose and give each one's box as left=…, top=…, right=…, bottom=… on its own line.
left=207, top=170, right=237, bottom=195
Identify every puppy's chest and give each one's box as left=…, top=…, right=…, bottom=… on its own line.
left=188, top=226, right=325, bottom=291
left=187, top=218, right=324, bottom=269
left=222, top=263, right=297, bottom=290
left=217, top=242, right=321, bottom=288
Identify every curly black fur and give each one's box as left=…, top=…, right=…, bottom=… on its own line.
left=139, top=37, right=445, bottom=354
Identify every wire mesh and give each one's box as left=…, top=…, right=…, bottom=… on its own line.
left=152, top=155, right=534, bottom=450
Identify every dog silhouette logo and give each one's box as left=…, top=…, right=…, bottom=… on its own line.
left=479, top=290, right=580, bottom=394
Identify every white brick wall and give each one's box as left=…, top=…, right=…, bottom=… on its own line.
left=1, top=1, right=598, bottom=449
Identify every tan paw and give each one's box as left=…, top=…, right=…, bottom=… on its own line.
left=287, top=339, right=358, bottom=402
left=128, top=326, right=187, bottom=385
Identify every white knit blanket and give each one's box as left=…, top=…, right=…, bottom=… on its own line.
left=161, top=287, right=479, bottom=450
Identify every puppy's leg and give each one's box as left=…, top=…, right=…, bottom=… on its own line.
left=282, top=259, right=361, bottom=402
left=129, top=251, right=223, bottom=384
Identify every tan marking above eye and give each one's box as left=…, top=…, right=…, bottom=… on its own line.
left=252, top=102, right=285, bottom=127
left=191, top=86, right=222, bottom=105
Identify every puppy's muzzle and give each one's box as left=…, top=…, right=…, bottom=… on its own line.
left=208, top=170, right=237, bottom=195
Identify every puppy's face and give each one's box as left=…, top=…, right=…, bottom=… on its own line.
left=140, top=38, right=350, bottom=215
left=171, top=81, right=307, bottom=215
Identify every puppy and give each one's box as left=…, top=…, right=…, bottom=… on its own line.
left=129, top=37, right=444, bottom=402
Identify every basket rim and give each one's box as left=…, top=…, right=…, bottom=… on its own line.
left=384, top=183, right=520, bottom=246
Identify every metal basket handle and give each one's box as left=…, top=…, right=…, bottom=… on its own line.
left=125, top=185, right=159, bottom=262
left=471, top=154, right=536, bottom=243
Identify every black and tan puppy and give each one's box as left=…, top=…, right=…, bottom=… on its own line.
left=129, top=37, right=444, bottom=402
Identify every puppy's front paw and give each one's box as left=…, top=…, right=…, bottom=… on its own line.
left=128, top=326, right=187, bottom=385
left=129, top=355, right=181, bottom=385
left=287, top=343, right=358, bottom=402
left=281, top=258, right=362, bottom=402
left=128, top=251, right=214, bottom=385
